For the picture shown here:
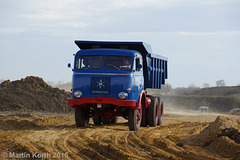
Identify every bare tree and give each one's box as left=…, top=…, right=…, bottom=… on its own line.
left=175, top=84, right=200, bottom=95
left=187, top=84, right=200, bottom=93
left=203, top=83, right=210, bottom=88
left=216, top=80, right=226, bottom=87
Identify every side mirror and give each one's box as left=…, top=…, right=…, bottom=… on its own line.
left=68, top=63, right=74, bottom=71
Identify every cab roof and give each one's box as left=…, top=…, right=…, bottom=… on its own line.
left=76, top=48, right=137, bottom=57
left=75, top=40, right=152, bottom=58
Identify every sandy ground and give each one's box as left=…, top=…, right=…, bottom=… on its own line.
left=0, top=111, right=239, bottom=160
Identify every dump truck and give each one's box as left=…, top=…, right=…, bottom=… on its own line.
left=67, top=40, right=168, bottom=131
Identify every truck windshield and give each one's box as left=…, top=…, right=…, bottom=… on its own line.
left=104, top=56, right=132, bottom=70
left=76, top=55, right=132, bottom=70
left=76, top=55, right=103, bottom=69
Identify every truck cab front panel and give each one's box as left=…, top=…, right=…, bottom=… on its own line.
left=72, top=73, right=134, bottom=101
left=69, top=49, right=143, bottom=107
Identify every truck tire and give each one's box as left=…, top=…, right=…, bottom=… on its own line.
left=148, top=97, right=159, bottom=126
left=93, top=116, right=102, bottom=125
left=158, top=99, right=163, bottom=125
left=75, top=108, right=90, bottom=127
left=102, top=117, right=118, bottom=124
left=128, top=104, right=142, bottom=131
left=111, top=117, right=118, bottom=124
left=102, top=118, right=112, bottom=124
left=141, top=108, right=148, bottom=127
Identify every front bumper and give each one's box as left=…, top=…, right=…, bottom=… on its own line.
left=67, top=97, right=137, bottom=109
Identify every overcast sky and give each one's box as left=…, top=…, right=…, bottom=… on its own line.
left=0, top=0, right=240, bottom=88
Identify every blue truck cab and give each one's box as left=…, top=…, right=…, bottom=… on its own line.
left=68, top=40, right=168, bottom=131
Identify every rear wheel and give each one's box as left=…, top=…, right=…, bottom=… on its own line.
left=75, top=108, right=90, bottom=127
left=141, top=107, right=148, bottom=127
left=128, top=104, right=142, bottom=131
left=158, top=99, right=164, bottom=125
left=102, top=117, right=118, bottom=124
left=93, top=116, right=102, bottom=125
left=148, top=97, right=159, bottom=126
left=102, top=117, right=112, bottom=124
left=111, top=117, right=118, bottom=124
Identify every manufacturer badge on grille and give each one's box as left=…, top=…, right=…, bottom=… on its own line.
left=96, top=79, right=105, bottom=89
left=91, top=77, right=111, bottom=94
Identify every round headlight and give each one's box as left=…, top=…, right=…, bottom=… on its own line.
left=118, top=92, right=128, bottom=100
left=74, top=91, right=82, bottom=98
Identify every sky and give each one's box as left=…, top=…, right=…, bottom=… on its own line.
left=0, top=0, right=240, bottom=88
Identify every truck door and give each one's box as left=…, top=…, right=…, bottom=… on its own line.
left=133, top=56, right=143, bottom=101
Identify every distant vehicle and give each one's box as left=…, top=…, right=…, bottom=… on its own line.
left=199, top=106, right=208, bottom=113
left=229, top=108, right=240, bottom=114
left=190, top=106, right=208, bottom=113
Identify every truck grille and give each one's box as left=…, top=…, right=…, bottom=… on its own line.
left=91, top=77, right=111, bottom=94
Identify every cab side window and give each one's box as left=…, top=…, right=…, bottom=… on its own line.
left=135, top=57, right=142, bottom=72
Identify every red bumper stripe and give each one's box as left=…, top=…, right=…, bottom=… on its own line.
left=67, top=97, right=136, bottom=107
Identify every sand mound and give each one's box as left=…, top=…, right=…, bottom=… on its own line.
left=0, top=119, right=43, bottom=130
left=187, top=116, right=240, bottom=159
left=0, top=76, right=73, bottom=113
left=190, top=116, right=240, bottom=145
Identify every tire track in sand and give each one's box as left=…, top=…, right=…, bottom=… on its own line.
left=1, top=113, right=239, bottom=159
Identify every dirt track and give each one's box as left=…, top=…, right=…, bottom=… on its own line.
left=0, top=112, right=239, bottom=160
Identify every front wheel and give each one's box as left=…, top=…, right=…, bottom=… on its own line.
left=75, top=108, right=90, bottom=127
left=128, top=105, right=142, bottom=131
